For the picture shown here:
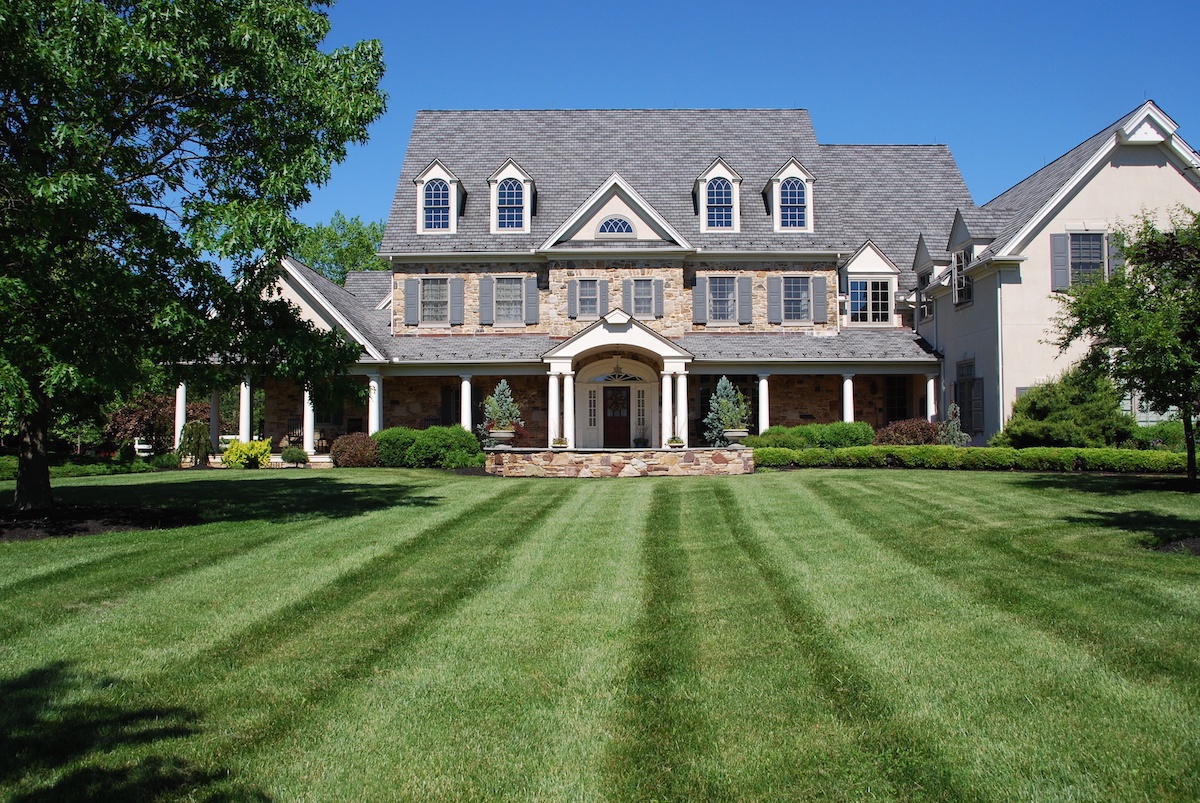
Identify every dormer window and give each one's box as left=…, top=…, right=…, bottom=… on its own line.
left=767, top=159, right=815, bottom=233
left=696, top=158, right=741, bottom=233
left=424, top=180, right=450, bottom=230
left=597, top=216, right=635, bottom=238
left=953, top=246, right=974, bottom=305
left=779, top=178, right=806, bottom=228
left=488, top=159, right=534, bottom=234
left=414, top=159, right=460, bottom=234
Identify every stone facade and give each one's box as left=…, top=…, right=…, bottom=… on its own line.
left=486, top=448, right=755, bottom=478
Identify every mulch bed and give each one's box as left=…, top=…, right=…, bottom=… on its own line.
left=1, top=505, right=202, bottom=542
left=1156, top=537, right=1200, bottom=557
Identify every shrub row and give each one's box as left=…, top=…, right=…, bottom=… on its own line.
left=753, top=445, right=1187, bottom=473
left=743, top=421, right=875, bottom=450
left=0, top=454, right=163, bottom=479
left=368, top=425, right=485, bottom=470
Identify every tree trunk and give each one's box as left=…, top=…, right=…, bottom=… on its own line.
left=1183, top=403, right=1197, bottom=493
left=14, top=389, right=54, bottom=512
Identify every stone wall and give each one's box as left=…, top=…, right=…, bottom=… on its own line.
left=486, top=448, right=754, bottom=478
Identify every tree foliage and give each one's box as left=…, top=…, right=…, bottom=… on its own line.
left=294, top=211, right=388, bottom=285
left=0, top=0, right=386, bottom=509
left=990, top=364, right=1137, bottom=449
left=703, top=376, right=751, bottom=446
left=1055, top=208, right=1200, bottom=487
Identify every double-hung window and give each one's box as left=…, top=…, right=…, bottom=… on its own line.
left=1070, top=233, right=1105, bottom=284
left=708, top=276, right=736, bottom=322
left=953, top=247, right=973, bottom=305
left=849, top=279, right=891, bottom=323
left=917, top=271, right=933, bottom=321
left=494, top=277, right=524, bottom=323
left=782, top=276, right=811, bottom=322
left=496, top=178, right=523, bottom=230
left=779, top=177, right=807, bottom=229
left=420, top=277, right=449, bottom=323
left=424, top=180, right=450, bottom=231
left=632, top=278, right=654, bottom=317
left=578, top=279, right=599, bottom=318
left=706, top=178, right=733, bottom=228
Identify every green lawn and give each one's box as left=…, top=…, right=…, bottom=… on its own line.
left=2, top=469, right=1199, bottom=801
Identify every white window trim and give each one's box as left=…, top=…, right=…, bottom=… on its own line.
left=491, top=275, right=527, bottom=327
left=577, top=277, right=601, bottom=320
left=952, top=247, right=974, bottom=306
left=781, top=273, right=814, bottom=324
left=595, top=216, right=636, bottom=239
left=414, top=160, right=460, bottom=235
left=707, top=274, right=739, bottom=326
left=418, top=276, right=451, bottom=327
left=488, top=160, right=534, bottom=234
left=767, top=159, right=815, bottom=234
left=631, top=277, right=655, bottom=320
left=917, top=270, right=934, bottom=321
left=846, top=276, right=895, bottom=327
left=1067, top=230, right=1109, bottom=285
left=697, top=159, right=742, bottom=233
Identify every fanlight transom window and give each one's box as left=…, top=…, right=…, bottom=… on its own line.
left=597, top=216, right=634, bottom=237
left=706, top=178, right=733, bottom=228
left=497, top=178, right=523, bottom=229
left=424, top=179, right=450, bottom=230
left=779, top=177, right=806, bottom=228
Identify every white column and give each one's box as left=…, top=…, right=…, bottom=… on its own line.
left=842, top=373, right=855, bottom=423
left=239, top=381, right=252, bottom=442
left=757, top=374, right=770, bottom=434
left=302, top=389, right=316, bottom=455
left=547, top=373, right=561, bottom=444
left=675, top=373, right=689, bottom=447
left=368, top=373, right=383, bottom=434
left=562, top=373, right=576, bottom=448
left=926, top=373, right=939, bottom=422
left=209, top=390, right=220, bottom=454
left=661, top=373, right=674, bottom=446
left=174, top=382, right=187, bottom=448
left=459, top=375, right=472, bottom=431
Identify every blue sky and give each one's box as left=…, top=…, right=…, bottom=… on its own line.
left=297, top=0, right=1199, bottom=228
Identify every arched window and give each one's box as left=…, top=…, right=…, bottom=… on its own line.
left=597, top=216, right=634, bottom=237
left=779, top=177, right=806, bottom=228
left=706, top=177, right=733, bottom=228
left=424, top=179, right=450, bottom=230
left=496, top=178, right=523, bottom=229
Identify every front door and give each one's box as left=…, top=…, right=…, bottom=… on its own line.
left=603, top=387, right=630, bottom=448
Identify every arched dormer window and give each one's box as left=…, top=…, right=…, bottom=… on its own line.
left=597, top=216, right=634, bottom=238
left=779, top=177, right=806, bottom=228
left=706, top=178, right=733, bottom=228
left=496, top=178, right=523, bottom=229
left=424, top=179, right=450, bottom=230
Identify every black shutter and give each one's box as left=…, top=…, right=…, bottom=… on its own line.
left=404, top=278, right=419, bottom=326
left=970, top=378, right=984, bottom=435
left=1051, top=233, right=1069, bottom=291
left=478, top=276, right=494, bottom=325
left=812, top=276, right=828, bottom=323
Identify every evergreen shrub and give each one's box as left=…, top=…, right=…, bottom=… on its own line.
left=404, top=426, right=482, bottom=469
left=280, top=446, right=309, bottom=467
left=374, top=427, right=419, bottom=468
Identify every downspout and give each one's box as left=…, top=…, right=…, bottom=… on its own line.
left=995, top=271, right=1005, bottom=437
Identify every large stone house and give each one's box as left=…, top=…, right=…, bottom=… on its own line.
left=196, top=102, right=1198, bottom=452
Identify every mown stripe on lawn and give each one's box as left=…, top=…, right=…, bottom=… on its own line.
left=605, top=482, right=734, bottom=802
left=714, top=481, right=983, bottom=802
left=175, top=481, right=580, bottom=754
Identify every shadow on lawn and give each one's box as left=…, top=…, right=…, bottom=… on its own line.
left=1013, top=472, right=1195, bottom=496
left=47, top=473, right=442, bottom=529
left=0, top=662, right=268, bottom=802
left=1061, top=509, right=1200, bottom=550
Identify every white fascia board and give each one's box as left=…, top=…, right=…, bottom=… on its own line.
left=380, top=251, right=542, bottom=262
left=536, top=247, right=694, bottom=258
left=690, top=249, right=843, bottom=261
left=964, top=255, right=1025, bottom=278
left=840, top=240, right=900, bottom=275
left=280, top=257, right=386, bottom=362
left=488, top=158, right=534, bottom=184
left=539, top=172, right=694, bottom=251
left=413, top=158, right=459, bottom=183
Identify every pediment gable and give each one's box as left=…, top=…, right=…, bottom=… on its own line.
left=543, top=309, right=693, bottom=363
left=540, top=173, right=692, bottom=249
left=947, top=209, right=972, bottom=252
left=913, top=233, right=946, bottom=272
left=841, top=240, right=899, bottom=275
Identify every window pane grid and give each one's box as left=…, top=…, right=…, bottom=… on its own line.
left=633, top=279, right=653, bottom=316
left=497, top=178, right=523, bottom=229
left=495, top=277, right=523, bottom=321
left=709, top=276, right=735, bottom=321
left=420, top=278, right=448, bottom=322
left=424, top=179, right=449, bottom=230
left=870, top=280, right=890, bottom=323
left=1070, top=233, right=1104, bottom=283
left=579, top=279, right=598, bottom=317
left=780, top=177, right=806, bottom=228
left=782, top=276, right=810, bottom=321
left=706, top=178, right=733, bottom=228
left=849, top=280, right=868, bottom=322
left=598, top=217, right=633, bottom=235
left=587, top=390, right=597, bottom=427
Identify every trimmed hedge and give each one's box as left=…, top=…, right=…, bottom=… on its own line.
left=403, top=426, right=482, bottom=469
left=744, top=422, right=875, bottom=450
left=373, top=427, right=419, bottom=468
left=751, top=444, right=1187, bottom=474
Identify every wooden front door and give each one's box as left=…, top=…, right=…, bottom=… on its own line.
left=603, top=387, right=630, bottom=448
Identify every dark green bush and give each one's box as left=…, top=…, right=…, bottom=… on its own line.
left=1075, top=449, right=1185, bottom=473
left=1122, top=421, right=1186, bottom=452
left=404, top=425, right=482, bottom=469
left=373, top=427, right=419, bottom=468
left=884, top=445, right=966, bottom=469
left=743, top=422, right=874, bottom=450
left=961, top=447, right=1018, bottom=470
left=149, top=452, right=181, bottom=470
left=992, top=366, right=1137, bottom=448
left=1013, top=447, right=1079, bottom=472
left=743, top=426, right=806, bottom=450
left=752, top=447, right=801, bottom=467
left=280, top=446, right=309, bottom=467
left=831, top=446, right=888, bottom=468
left=330, top=432, right=380, bottom=468
left=443, top=449, right=486, bottom=469
left=875, top=418, right=940, bottom=445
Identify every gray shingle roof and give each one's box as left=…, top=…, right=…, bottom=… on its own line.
left=976, top=105, right=1142, bottom=261
left=382, top=110, right=973, bottom=290
left=284, top=258, right=393, bottom=358
left=383, top=334, right=555, bottom=363
left=677, top=330, right=938, bottom=362
left=344, top=271, right=392, bottom=304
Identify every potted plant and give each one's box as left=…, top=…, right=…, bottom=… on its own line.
left=482, top=380, right=523, bottom=445
left=703, top=376, right=751, bottom=446
left=552, top=436, right=568, bottom=448
left=633, top=428, right=650, bottom=448
left=667, top=436, right=685, bottom=448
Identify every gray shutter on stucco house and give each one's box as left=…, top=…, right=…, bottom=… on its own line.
left=811, top=276, right=828, bottom=323
left=524, top=276, right=539, bottom=324
left=1051, top=233, right=1069, bottom=291
left=478, top=276, right=494, bottom=325
left=693, top=276, right=708, bottom=324
left=1107, top=234, right=1125, bottom=274
left=449, top=277, right=465, bottom=325
left=404, top=278, right=419, bottom=326
left=767, top=276, right=782, bottom=324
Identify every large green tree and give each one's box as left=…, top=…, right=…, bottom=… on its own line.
left=0, top=0, right=386, bottom=510
left=1055, top=208, right=1200, bottom=488
left=295, top=211, right=388, bottom=285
